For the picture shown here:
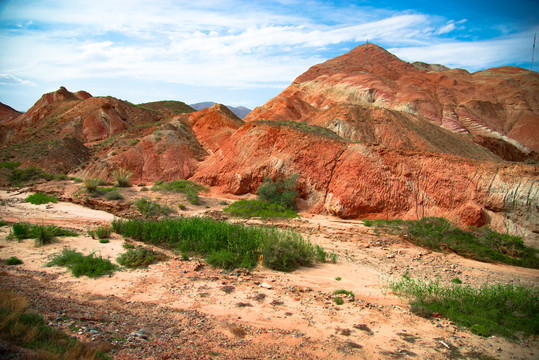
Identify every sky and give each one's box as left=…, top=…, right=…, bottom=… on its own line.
left=1, top=0, right=538, bottom=112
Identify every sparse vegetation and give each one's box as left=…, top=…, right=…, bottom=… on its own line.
left=112, top=168, right=132, bottom=187
left=117, top=247, right=167, bottom=268
left=255, top=120, right=344, bottom=140
left=112, top=217, right=328, bottom=271
left=153, top=180, right=208, bottom=205
left=25, top=192, right=58, bottom=205
left=218, top=200, right=228, bottom=206
left=334, top=297, right=344, bottom=305
left=88, top=224, right=113, bottom=239
left=2, top=163, right=67, bottom=187
left=178, top=203, right=186, bottom=210
left=0, top=290, right=109, bottom=359
left=83, top=178, right=101, bottom=193
left=8, top=222, right=78, bottom=246
left=223, top=199, right=299, bottom=219
left=333, top=289, right=355, bottom=300
left=99, top=239, right=109, bottom=244
left=47, top=248, right=117, bottom=278
left=257, top=174, right=299, bottom=209
left=6, top=256, right=23, bottom=265
left=364, top=217, right=539, bottom=269
left=135, top=197, right=175, bottom=218
left=104, top=190, right=124, bottom=200
left=388, top=276, right=539, bottom=339
left=0, top=218, right=8, bottom=227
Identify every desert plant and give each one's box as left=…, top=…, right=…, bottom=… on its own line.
left=178, top=203, right=186, bottom=210
left=334, top=297, right=344, bottom=305
left=257, top=174, right=299, bottom=209
left=388, top=276, right=539, bottom=339
left=333, top=289, right=355, bottom=300
left=117, top=247, right=167, bottom=268
left=134, top=198, right=174, bottom=218
left=33, top=224, right=58, bottom=246
left=6, top=256, right=23, bottom=265
left=83, top=178, right=101, bottom=193
left=112, top=168, right=132, bottom=187
left=104, top=190, right=124, bottom=200
left=223, top=199, right=299, bottom=219
left=0, top=290, right=109, bottom=359
left=99, top=239, right=109, bottom=244
left=8, top=222, right=78, bottom=245
left=25, top=192, right=57, bottom=205
left=0, top=219, right=8, bottom=227
left=112, top=217, right=327, bottom=271
left=47, top=248, right=117, bottom=278
left=219, top=200, right=228, bottom=206
left=152, top=180, right=208, bottom=205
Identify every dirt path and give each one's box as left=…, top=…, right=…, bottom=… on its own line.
left=0, top=187, right=538, bottom=359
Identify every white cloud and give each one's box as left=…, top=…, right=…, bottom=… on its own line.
left=0, top=74, right=35, bottom=86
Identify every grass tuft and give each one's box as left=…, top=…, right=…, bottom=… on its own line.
left=152, top=180, right=208, bottom=205
left=88, top=224, right=113, bottom=239
left=223, top=199, right=299, bottom=219
left=112, top=217, right=327, bottom=271
left=112, top=168, right=132, bottom=187
left=364, top=217, right=538, bottom=269
left=135, top=197, right=175, bottom=218
left=6, top=256, right=23, bottom=265
left=25, top=193, right=58, bottom=205
left=47, top=248, right=117, bottom=278
left=388, top=276, right=539, bottom=339
left=117, top=247, right=167, bottom=268
left=8, top=222, right=78, bottom=246
left=0, top=290, right=109, bottom=359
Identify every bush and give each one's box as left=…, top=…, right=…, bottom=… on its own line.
left=104, top=190, right=124, bottom=200
left=0, top=219, right=8, bottom=227
left=83, top=178, right=101, bottom=193
left=47, top=248, right=117, bottom=278
left=8, top=222, right=78, bottom=246
left=112, top=168, right=132, bottom=187
left=25, top=193, right=58, bottom=205
left=223, top=199, right=299, bottom=219
left=88, top=224, right=112, bottom=239
left=178, top=203, right=186, bottom=210
left=152, top=180, right=208, bottom=205
left=334, top=297, right=344, bottom=305
left=219, top=200, right=228, bottom=206
left=112, top=217, right=327, bottom=271
left=333, top=289, right=355, bottom=300
left=6, top=256, right=23, bottom=265
left=257, top=175, right=299, bottom=209
left=117, top=247, right=167, bottom=268
left=135, top=198, right=175, bottom=218
left=99, top=239, right=109, bottom=244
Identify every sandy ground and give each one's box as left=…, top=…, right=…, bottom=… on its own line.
left=0, top=186, right=538, bottom=359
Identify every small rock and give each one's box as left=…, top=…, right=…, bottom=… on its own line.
left=260, top=282, right=272, bottom=289
left=387, top=253, right=396, bottom=259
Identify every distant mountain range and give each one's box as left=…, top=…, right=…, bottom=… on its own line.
left=190, top=102, right=251, bottom=119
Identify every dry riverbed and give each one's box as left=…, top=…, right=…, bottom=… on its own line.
left=0, top=185, right=538, bottom=359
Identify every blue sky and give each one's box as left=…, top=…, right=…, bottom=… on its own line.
left=1, top=0, right=537, bottom=112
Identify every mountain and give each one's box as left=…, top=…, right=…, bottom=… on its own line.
left=245, top=44, right=539, bottom=161
left=1, top=46, right=537, bottom=243
left=0, top=102, right=22, bottom=122
left=190, top=102, right=251, bottom=119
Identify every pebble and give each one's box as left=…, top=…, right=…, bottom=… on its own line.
left=260, top=282, right=272, bottom=289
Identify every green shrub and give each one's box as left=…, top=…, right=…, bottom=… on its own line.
left=112, top=217, right=326, bottom=271
left=25, top=193, right=58, bottom=205
left=135, top=197, right=174, bottom=218
left=99, top=239, right=109, bottom=244
left=335, top=277, right=342, bottom=281
left=88, top=224, right=112, bottom=239
left=152, top=180, right=208, bottom=205
left=112, top=168, right=132, bottom=187
left=389, top=276, right=539, bottom=339
left=333, top=289, right=355, bottom=300
left=47, top=248, right=117, bottom=278
left=117, top=247, right=167, bottom=268
left=470, top=324, right=490, bottom=337
left=0, top=219, right=8, bottom=227
left=452, top=277, right=463, bottom=284
left=260, top=233, right=325, bottom=271
left=257, top=175, right=299, bottom=209
left=219, top=200, right=228, bottom=206
left=223, top=199, right=299, bottom=219
left=8, top=222, right=78, bottom=246
left=83, top=178, right=101, bottom=193
left=0, top=161, right=21, bottom=169
left=122, top=242, right=135, bottom=249
left=334, top=297, right=344, bottom=305
left=104, top=190, right=124, bottom=200
left=365, top=217, right=539, bottom=269
left=178, top=203, right=186, bottom=210
left=6, top=256, right=23, bottom=265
